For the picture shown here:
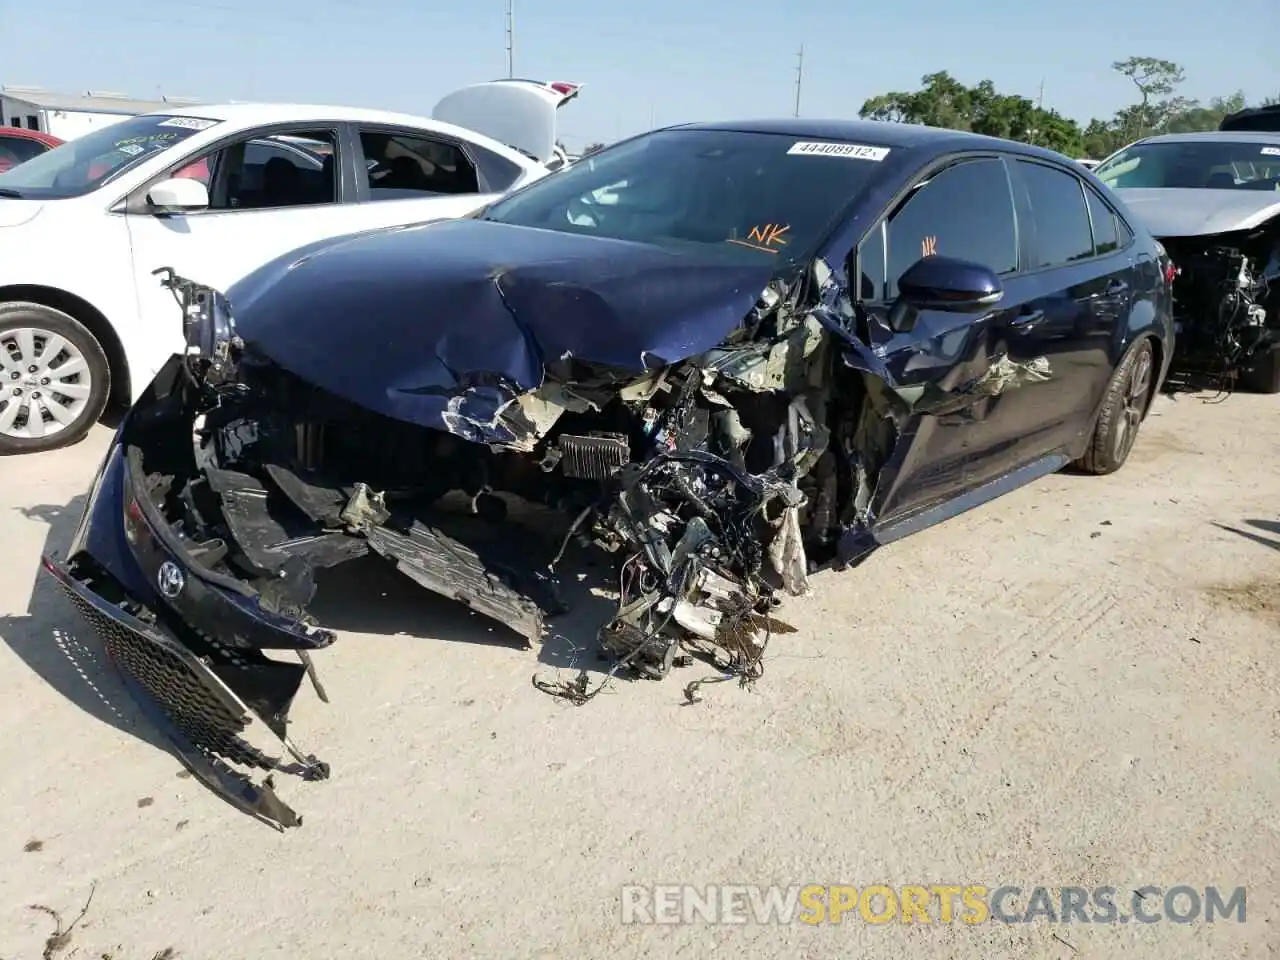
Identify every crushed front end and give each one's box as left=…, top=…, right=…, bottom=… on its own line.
left=43, top=279, right=334, bottom=830
left=44, top=260, right=902, bottom=827
left=1160, top=224, right=1280, bottom=392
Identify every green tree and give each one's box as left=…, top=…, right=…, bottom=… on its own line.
left=858, top=72, right=1082, bottom=156
left=1164, top=92, right=1247, bottom=133
left=1111, top=56, right=1185, bottom=138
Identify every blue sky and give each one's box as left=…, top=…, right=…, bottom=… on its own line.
left=3, top=0, right=1275, bottom=151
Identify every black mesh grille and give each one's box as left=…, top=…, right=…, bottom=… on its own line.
left=55, top=580, right=277, bottom=772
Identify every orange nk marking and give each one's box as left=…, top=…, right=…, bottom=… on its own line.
left=746, top=223, right=791, bottom=247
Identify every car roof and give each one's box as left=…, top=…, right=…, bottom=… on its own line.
left=133, top=101, right=538, bottom=167
left=665, top=118, right=1075, bottom=163
left=1129, top=130, right=1280, bottom=146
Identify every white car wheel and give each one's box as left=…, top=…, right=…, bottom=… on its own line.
left=0, top=303, right=110, bottom=454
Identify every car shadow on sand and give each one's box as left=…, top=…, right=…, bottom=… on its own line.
left=307, top=541, right=626, bottom=676
left=0, top=495, right=172, bottom=756
left=1, top=494, right=629, bottom=760
left=1213, top=518, right=1280, bottom=554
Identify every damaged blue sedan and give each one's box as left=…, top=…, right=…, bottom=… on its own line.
left=43, top=119, right=1174, bottom=828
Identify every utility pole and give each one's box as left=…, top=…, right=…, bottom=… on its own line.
left=504, top=0, right=514, bottom=78
left=1031, top=77, right=1045, bottom=145
left=793, top=44, right=804, bottom=117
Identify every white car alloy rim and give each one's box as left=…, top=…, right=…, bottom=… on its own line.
left=0, top=327, right=93, bottom=440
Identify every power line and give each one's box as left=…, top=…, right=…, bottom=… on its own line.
left=504, top=0, right=514, bottom=78
left=793, top=44, right=804, bottom=118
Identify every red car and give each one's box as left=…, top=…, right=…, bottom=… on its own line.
left=0, top=127, right=63, bottom=173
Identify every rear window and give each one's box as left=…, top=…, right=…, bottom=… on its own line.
left=482, top=129, right=890, bottom=267
left=0, top=114, right=221, bottom=199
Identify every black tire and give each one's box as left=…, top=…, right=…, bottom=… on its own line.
left=1237, top=345, right=1280, bottom=395
left=1077, top=337, right=1155, bottom=476
left=0, top=302, right=111, bottom=455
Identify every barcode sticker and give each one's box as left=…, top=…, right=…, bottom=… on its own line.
left=788, top=141, right=890, bottom=161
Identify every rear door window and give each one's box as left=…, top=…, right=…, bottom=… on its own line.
left=1015, top=160, right=1094, bottom=268
left=357, top=130, right=481, bottom=199
left=873, top=157, right=1018, bottom=301
left=1084, top=185, right=1120, bottom=255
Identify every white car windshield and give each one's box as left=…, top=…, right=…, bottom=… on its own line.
left=481, top=128, right=889, bottom=267
left=1095, top=140, right=1280, bottom=191
left=0, top=114, right=222, bottom=200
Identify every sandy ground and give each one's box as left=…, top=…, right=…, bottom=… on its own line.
left=0, top=391, right=1277, bottom=960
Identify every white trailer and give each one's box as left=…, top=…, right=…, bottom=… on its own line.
left=0, top=87, right=201, bottom=141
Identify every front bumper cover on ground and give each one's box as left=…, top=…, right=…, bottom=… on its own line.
left=42, top=431, right=331, bottom=830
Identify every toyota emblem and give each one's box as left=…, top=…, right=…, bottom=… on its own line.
left=157, top=561, right=186, bottom=598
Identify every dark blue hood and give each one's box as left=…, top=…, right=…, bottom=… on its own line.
left=226, top=218, right=777, bottom=431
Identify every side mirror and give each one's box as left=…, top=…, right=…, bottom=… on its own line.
left=146, top=177, right=209, bottom=213
left=887, top=255, right=1004, bottom=333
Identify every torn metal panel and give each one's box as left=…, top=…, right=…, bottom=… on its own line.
left=890, top=352, right=1052, bottom=416
left=702, top=315, right=826, bottom=393
left=364, top=520, right=550, bottom=644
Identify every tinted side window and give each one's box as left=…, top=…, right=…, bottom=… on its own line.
left=883, top=158, right=1017, bottom=300
left=467, top=144, right=525, bottom=193
left=1084, top=185, right=1119, bottom=255
left=359, top=130, right=480, bottom=199
left=203, top=130, right=337, bottom=211
left=1016, top=161, right=1094, bottom=268
left=1116, top=214, right=1134, bottom=244
left=856, top=221, right=887, bottom=301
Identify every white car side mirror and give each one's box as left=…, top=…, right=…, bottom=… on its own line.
left=147, top=177, right=209, bottom=212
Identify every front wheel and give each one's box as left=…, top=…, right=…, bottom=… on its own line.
left=1076, top=337, right=1154, bottom=476
left=0, top=302, right=111, bottom=455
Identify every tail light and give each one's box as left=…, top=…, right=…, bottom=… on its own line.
left=1164, top=262, right=1179, bottom=284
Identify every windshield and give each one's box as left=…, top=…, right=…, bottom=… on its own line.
left=1095, top=139, right=1280, bottom=191
left=0, top=114, right=221, bottom=199
left=482, top=128, right=890, bottom=265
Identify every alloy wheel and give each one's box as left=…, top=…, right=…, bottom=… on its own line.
left=1112, top=346, right=1152, bottom=463
left=0, top=327, right=94, bottom=440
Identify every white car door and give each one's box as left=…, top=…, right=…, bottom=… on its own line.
left=124, top=123, right=535, bottom=375
left=123, top=125, right=364, bottom=374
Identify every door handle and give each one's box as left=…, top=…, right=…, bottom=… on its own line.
left=1010, top=307, right=1044, bottom=328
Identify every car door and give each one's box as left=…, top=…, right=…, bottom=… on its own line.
left=852, top=155, right=1031, bottom=529
left=991, top=158, right=1134, bottom=464
left=332, top=124, right=527, bottom=236
left=123, top=124, right=353, bottom=378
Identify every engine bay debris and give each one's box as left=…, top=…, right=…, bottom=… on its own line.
left=47, top=243, right=1065, bottom=829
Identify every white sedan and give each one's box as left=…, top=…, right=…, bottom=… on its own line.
left=0, top=79, right=582, bottom=453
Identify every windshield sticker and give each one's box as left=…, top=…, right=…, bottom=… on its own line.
left=788, top=141, right=890, bottom=161
left=921, top=234, right=938, bottom=257
left=117, top=143, right=146, bottom=157
left=1261, top=146, right=1280, bottom=156
left=157, top=116, right=217, bottom=131
left=115, top=133, right=179, bottom=148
